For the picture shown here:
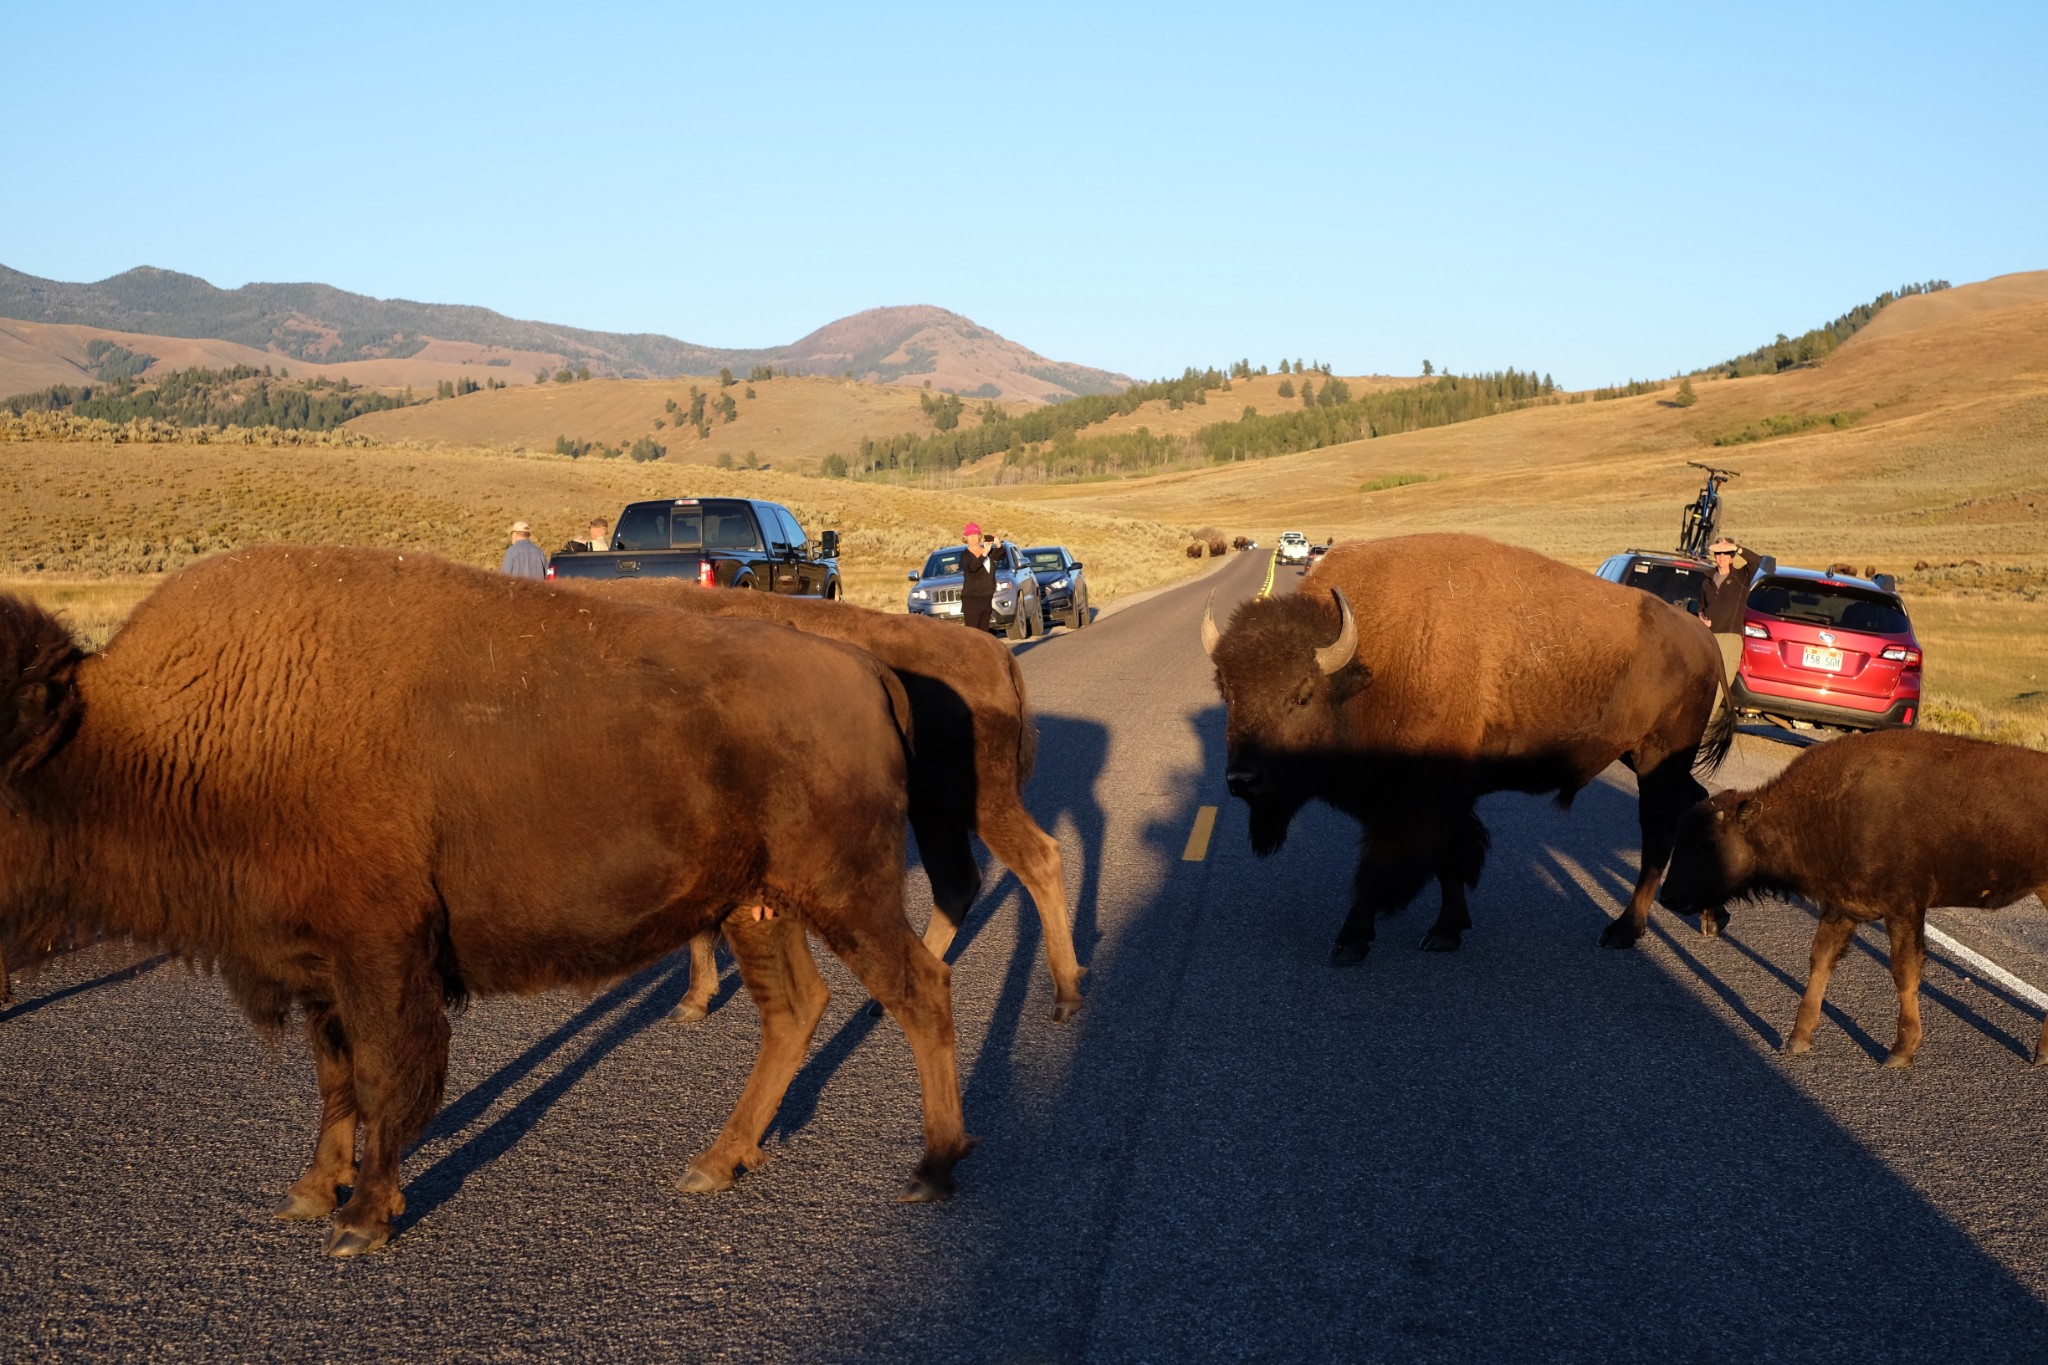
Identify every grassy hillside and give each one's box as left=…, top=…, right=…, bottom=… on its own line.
left=4, top=271, right=2041, bottom=741
left=344, top=371, right=946, bottom=469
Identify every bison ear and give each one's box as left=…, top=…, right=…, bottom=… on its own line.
left=1328, top=660, right=1372, bottom=704
left=0, top=598, right=85, bottom=790
left=1734, top=797, right=1760, bottom=829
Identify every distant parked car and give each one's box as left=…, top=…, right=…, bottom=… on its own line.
left=906, top=541, right=1044, bottom=640
left=1021, top=545, right=1090, bottom=631
left=1306, top=543, right=1330, bottom=564
left=1277, top=531, right=1310, bottom=564
left=1734, top=566, right=1921, bottom=729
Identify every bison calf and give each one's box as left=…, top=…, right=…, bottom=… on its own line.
left=1659, top=728, right=2048, bottom=1067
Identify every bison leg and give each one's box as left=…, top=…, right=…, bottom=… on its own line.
left=325, top=962, right=452, bottom=1257
left=810, top=909, right=974, bottom=1201
left=1333, top=826, right=1436, bottom=967
left=1882, top=912, right=1927, bottom=1069
left=1419, top=809, right=1489, bottom=952
left=911, top=806, right=984, bottom=965
left=277, top=1003, right=359, bottom=1222
left=1603, top=760, right=1706, bottom=949
left=672, top=930, right=721, bottom=1024
left=680, top=914, right=829, bottom=1195
left=976, top=801, right=1084, bottom=1021
left=1788, top=911, right=1858, bottom=1056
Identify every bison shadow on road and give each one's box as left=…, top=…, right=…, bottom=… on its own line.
left=854, top=706, right=2048, bottom=1361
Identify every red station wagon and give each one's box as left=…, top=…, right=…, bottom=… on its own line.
left=1733, top=567, right=1922, bottom=729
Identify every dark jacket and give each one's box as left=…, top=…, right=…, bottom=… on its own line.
left=1700, top=547, right=1760, bottom=633
left=960, top=544, right=994, bottom=602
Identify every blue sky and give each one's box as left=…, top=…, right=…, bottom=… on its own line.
left=5, top=0, right=2041, bottom=387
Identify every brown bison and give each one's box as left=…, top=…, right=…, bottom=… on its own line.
left=1204, top=533, right=1732, bottom=964
left=566, top=580, right=1082, bottom=1021
left=0, top=547, right=973, bottom=1256
left=1659, top=728, right=2048, bottom=1067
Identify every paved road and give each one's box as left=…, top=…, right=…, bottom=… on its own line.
left=6, top=553, right=2048, bottom=1361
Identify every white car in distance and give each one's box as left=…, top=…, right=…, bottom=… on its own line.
left=1277, top=531, right=1311, bottom=564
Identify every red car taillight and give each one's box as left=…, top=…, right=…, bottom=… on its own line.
left=699, top=559, right=715, bottom=589
left=1742, top=622, right=1770, bottom=639
left=1881, top=646, right=1922, bottom=667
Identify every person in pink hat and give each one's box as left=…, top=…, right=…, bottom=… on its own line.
left=958, top=521, right=995, bottom=632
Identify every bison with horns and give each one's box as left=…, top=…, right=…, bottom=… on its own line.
left=1203, top=533, right=1733, bottom=965
left=0, top=547, right=974, bottom=1256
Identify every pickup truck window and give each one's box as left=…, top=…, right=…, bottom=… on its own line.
left=771, top=506, right=806, bottom=555
left=615, top=503, right=669, bottom=551
left=706, top=507, right=763, bottom=552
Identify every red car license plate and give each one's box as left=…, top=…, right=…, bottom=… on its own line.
left=1802, top=645, right=1845, bottom=672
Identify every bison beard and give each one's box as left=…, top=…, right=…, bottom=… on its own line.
left=0, top=547, right=974, bottom=1257
left=1206, top=533, right=1730, bottom=967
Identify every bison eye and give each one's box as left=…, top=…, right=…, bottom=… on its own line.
left=1292, top=679, right=1315, bottom=707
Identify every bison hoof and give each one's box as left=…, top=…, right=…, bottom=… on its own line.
left=1329, top=942, right=1371, bottom=968
left=1419, top=930, right=1462, bottom=953
left=671, top=1000, right=710, bottom=1024
left=898, top=1168, right=958, bottom=1203
left=1699, top=908, right=1723, bottom=939
left=1597, top=920, right=1641, bottom=950
left=678, top=1166, right=735, bottom=1196
left=1784, top=1037, right=1813, bottom=1056
left=1882, top=1052, right=1914, bottom=1070
left=274, top=1192, right=335, bottom=1222
left=1050, top=997, right=1083, bottom=1023
left=324, top=1225, right=389, bottom=1258
left=2032, top=1047, right=2048, bottom=1068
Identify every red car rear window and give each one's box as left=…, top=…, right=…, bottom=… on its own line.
left=1748, top=579, right=1910, bottom=634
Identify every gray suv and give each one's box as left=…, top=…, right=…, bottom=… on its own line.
left=906, top=541, right=1044, bottom=640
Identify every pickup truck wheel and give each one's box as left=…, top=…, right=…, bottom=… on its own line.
left=1004, top=610, right=1026, bottom=642
left=824, top=582, right=840, bottom=601
left=1070, top=594, right=1087, bottom=629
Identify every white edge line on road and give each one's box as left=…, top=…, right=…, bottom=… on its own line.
left=1925, top=924, right=2048, bottom=1016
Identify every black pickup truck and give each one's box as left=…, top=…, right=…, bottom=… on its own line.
left=544, top=497, right=842, bottom=597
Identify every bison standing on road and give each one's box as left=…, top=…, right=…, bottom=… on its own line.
left=1204, top=533, right=1732, bottom=964
left=569, top=580, right=1082, bottom=1021
left=0, top=548, right=973, bottom=1256
left=1659, top=728, right=2048, bottom=1067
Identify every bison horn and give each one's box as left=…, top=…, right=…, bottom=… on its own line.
left=1315, top=588, right=1357, bottom=676
left=1200, top=592, right=1221, bottom=658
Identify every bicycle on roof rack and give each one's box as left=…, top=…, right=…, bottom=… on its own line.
left=1677, top=462, right=1740, bottom=561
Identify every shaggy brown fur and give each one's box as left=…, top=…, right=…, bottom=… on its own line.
left=1660, top=728, right=2048, bottom=1067
left=1210, top=532, right=1733, bottom=964
left=569, top=580, right=1080, bottom=1021
left=0, top=547, right=972, bottom=1255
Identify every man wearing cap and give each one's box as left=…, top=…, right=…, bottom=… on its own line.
left=500, top=520, right=547, bottom=580
left=959, top=521, right=995, bottom=632
left=1699, top=536, right=1760, bottom=683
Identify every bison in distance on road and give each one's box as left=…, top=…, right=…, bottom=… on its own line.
left=568, top=579, right=1083, bottom=1022
left=0, top=548, right=973, bottom=1257
left=1204, top=533, right=1733, bottom=965
left=1659, top=728, right=2048, bottom=1067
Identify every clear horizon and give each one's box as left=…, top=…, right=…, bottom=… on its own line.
left=5, top=0, right=2041, bottom=389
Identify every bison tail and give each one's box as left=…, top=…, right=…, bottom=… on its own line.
left=876, top=660, right=915, bottom=755
left=1005, top=646, right=1038, bottom=786
left=0, top=595, right=86, bottom=798
left=1694, top=664, right=1737, bottom=777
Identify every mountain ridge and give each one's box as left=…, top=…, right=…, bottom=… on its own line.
left=0, top=265, right=1129, bottom=402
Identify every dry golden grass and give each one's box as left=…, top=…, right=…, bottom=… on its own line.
left=0, top=438, right=1218, bottom=619
left=5, top=272, right=2043, bottom=741
left=346, top=373, right=938, bottom=471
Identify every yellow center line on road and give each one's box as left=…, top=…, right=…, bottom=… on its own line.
left=1259, top=553, right=1277, bottom=598
left=1182, top=805, right=1218, bottom=861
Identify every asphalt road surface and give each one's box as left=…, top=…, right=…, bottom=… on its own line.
left=6, top=553, right=2048, bottom=1362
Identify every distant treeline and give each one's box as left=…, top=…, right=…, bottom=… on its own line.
left=830, top=367, right=1557, bottom=481
left=1, top=364, right=409, bottom=431
left=1703, top=281, right=1950, bottom=377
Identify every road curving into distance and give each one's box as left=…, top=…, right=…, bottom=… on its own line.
left=4, top=549, right=2047, bottom=1361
